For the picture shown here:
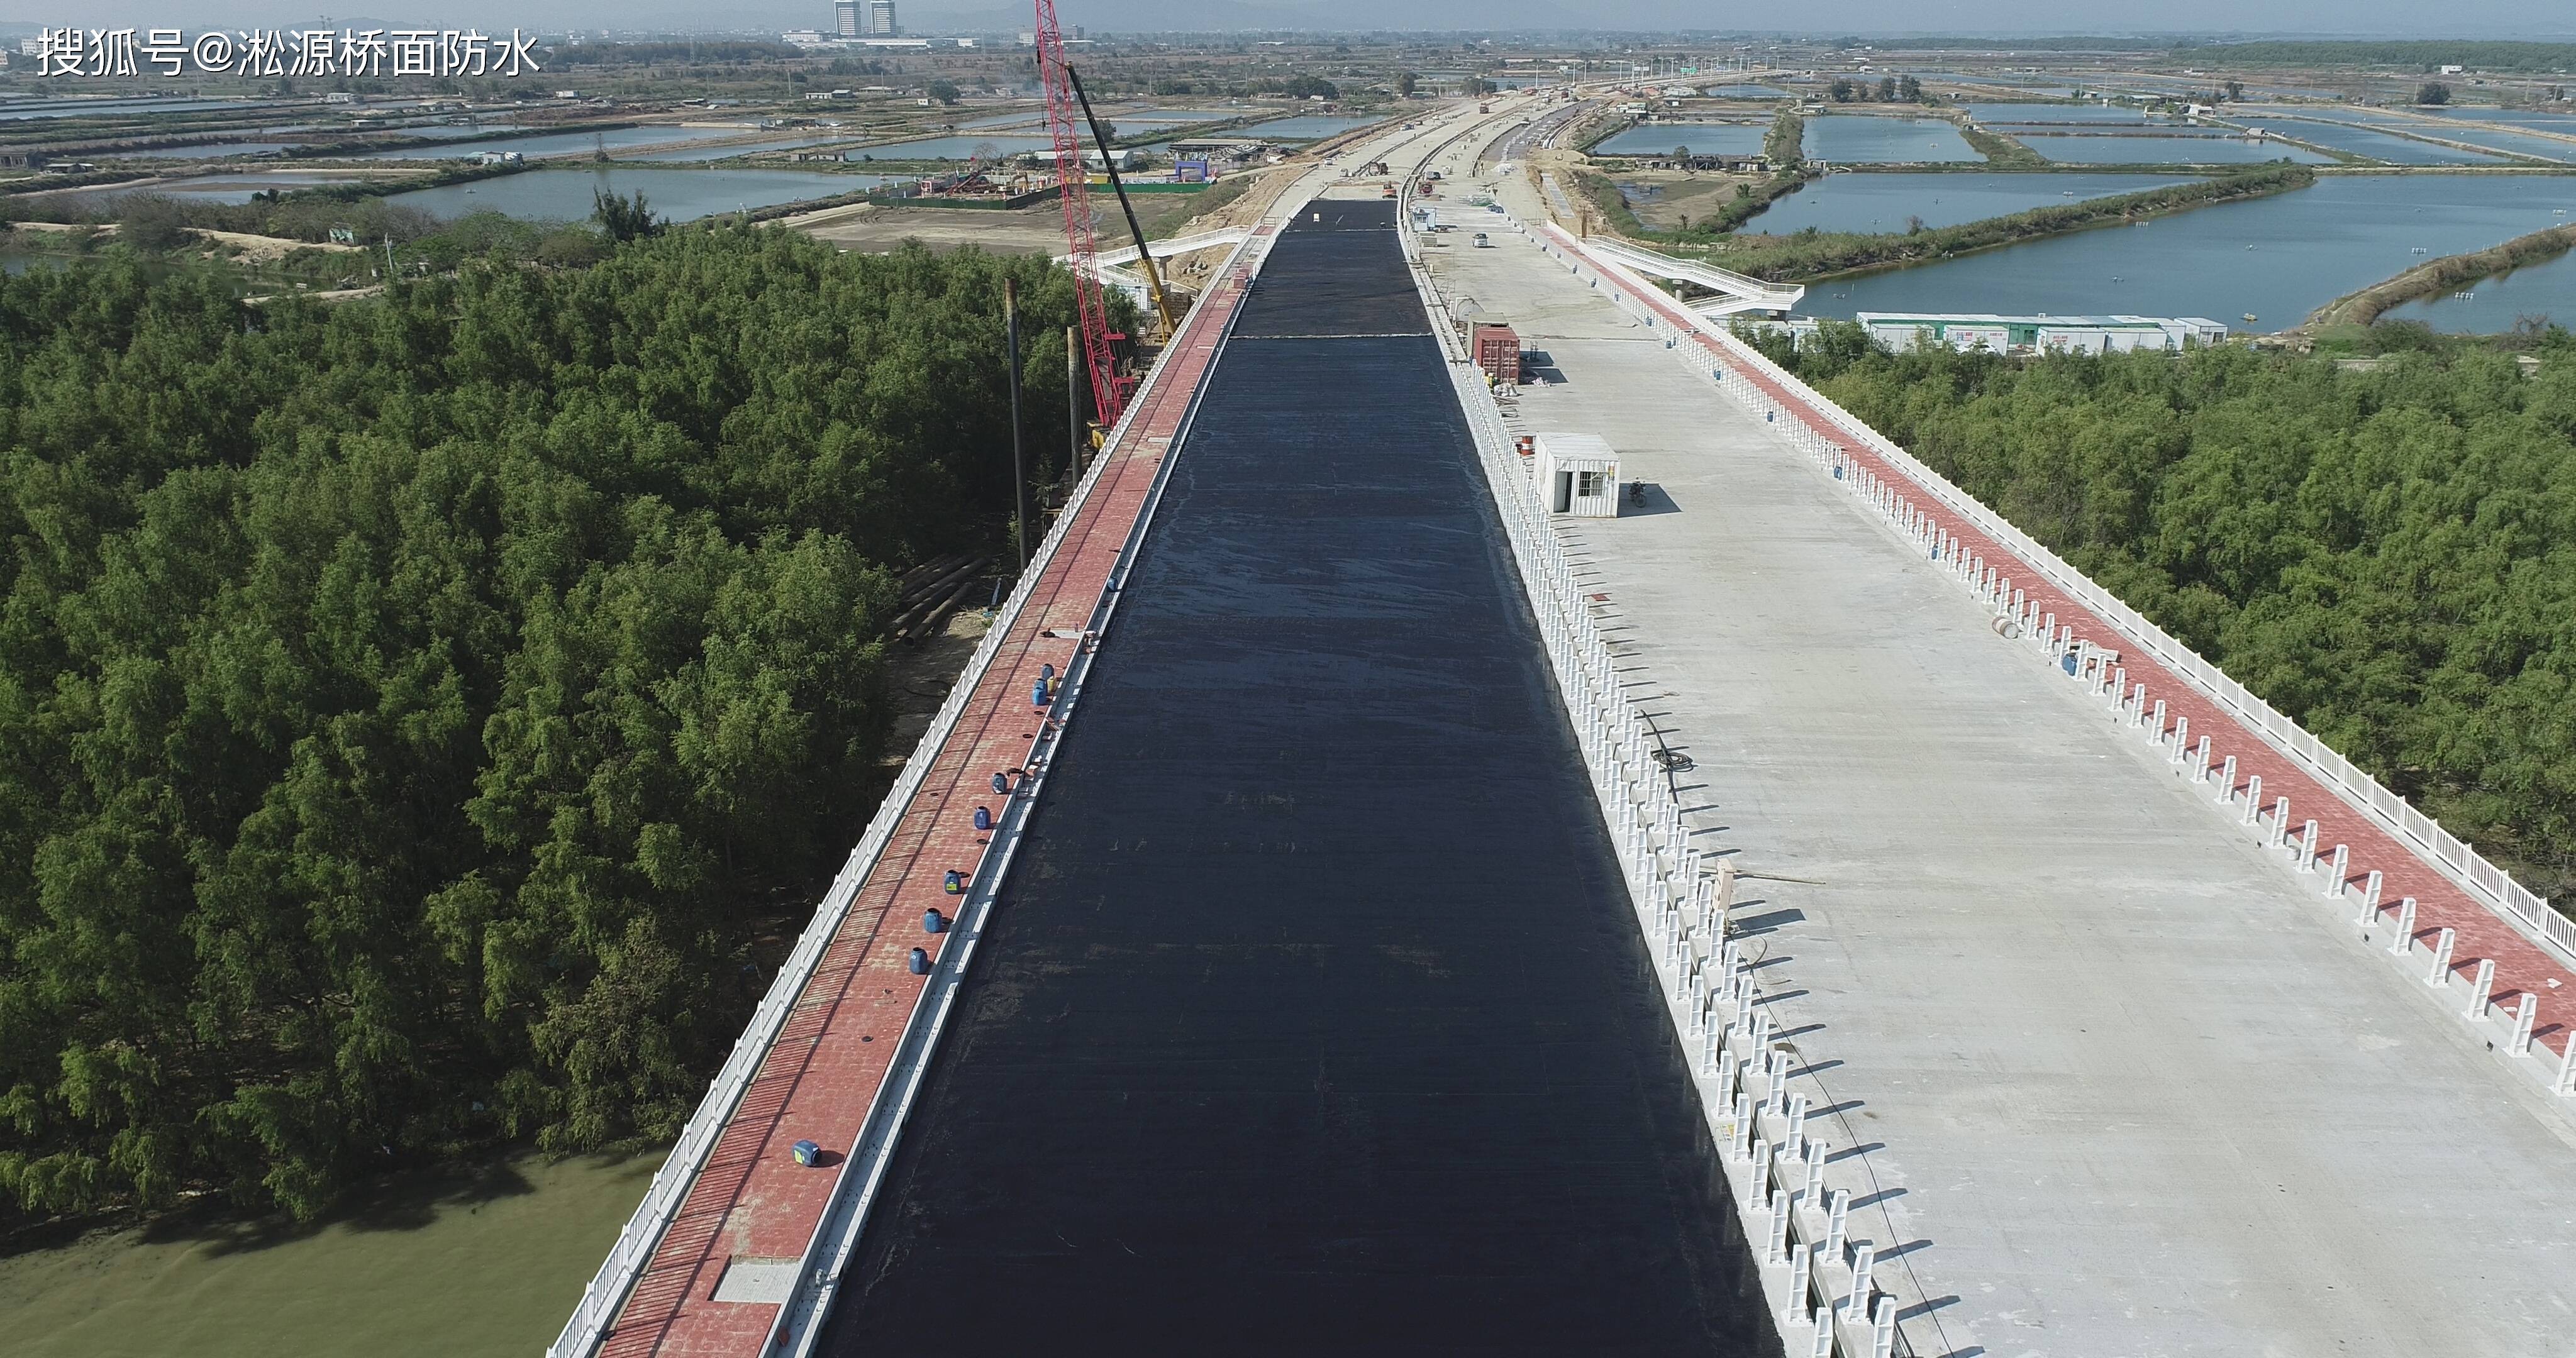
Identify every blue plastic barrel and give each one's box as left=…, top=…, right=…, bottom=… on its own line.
left=792, top=1139, right=822, bottom=1166
left=2060, top=652, right=2079, bottom=676
left=1033, top=678, right=1050, bottom=706
left=972, top=805, right=993, bottom=831
left=1039, top=663, right=1057, bottom=682
left=923, top=908, right=947, bottom=934
left=943, top=869, right=965, bottom=894
left=991, top=772, right=1009, bottom=795
left=908, top=947, right=931, bottom=975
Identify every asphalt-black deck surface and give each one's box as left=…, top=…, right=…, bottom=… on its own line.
left=822, top=200, right=1772, bottom=1357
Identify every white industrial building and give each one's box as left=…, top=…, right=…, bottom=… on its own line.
left=1855, top=312, right=2231, bottom=355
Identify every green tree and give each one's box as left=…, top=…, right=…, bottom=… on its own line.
left=2416, top=81, right=2452, bottom=104
left=0, top=232, right=1123, bottom=1224
left=592, top=189, right=661, bottom=243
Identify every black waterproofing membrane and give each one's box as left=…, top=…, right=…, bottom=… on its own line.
left=823, top=201, right=1774, bottom=1357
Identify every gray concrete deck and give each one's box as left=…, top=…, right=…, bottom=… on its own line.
left=1418, top=185, right=2576, bottom=1357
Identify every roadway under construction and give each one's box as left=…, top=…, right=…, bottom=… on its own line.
left=818, top=197, right=1774, bottom=1356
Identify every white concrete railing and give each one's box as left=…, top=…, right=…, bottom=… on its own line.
left=1535, top=224, right=2576, bottom=977
left=1407, top=183, right=1918, bottom=1358
left=543, top=228, right=1275, bottom=1358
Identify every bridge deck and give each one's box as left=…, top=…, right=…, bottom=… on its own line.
left=596, top=231, right=1267, bottom=1358
left=1427, top=180, right=2576, bottom=1356
left=812, top=199, right=1770, bottom=1355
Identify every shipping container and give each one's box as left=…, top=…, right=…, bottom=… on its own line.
left=1471, top=323, right=1521, bottom=385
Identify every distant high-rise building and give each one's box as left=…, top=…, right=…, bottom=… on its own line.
left=835, top=0, right=860, bottom=38
left=868, top=0, right=899, bottom=35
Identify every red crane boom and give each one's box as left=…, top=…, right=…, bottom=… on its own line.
left=1034, top=0, right=1130, bottom=429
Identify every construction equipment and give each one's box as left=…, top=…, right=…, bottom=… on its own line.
left=1067, top=65, right=1179, bottom=338
left=1033, top=0, right=1131, bottom=426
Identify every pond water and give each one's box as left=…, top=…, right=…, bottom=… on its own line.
left=1238, top=116, right=1381, bottom=140
left=386, top=167, right=891, bottom=222
left=361, top=125, right=753, bottom=161
left=1963, top=102, right=2161, bottom=125
left=1594, top=122, right=1769, bottom=156
left=1701, top=84, right=1792, bottom=99
left=1799, top=174, right=2576, bottom=330
left=2018, top=134, right=2332, bottom=165
left=2424, top=108, right=2576, bottom=130
left=1803, top=116, right=1982, bottom=163
left=2283, top=108, right=2428, bottom=127
left=1747, top=172, right=2200, bottom=235
left=844, top=135, right=1055, bottom=160
left=2383, top=245, right=2576, bottom=331
left=2406, top=125, right=2576, bottom=164
left=2263, top=119, right=2504, bottom=164
left=635, top=135, right=863, bottom=162
left=117, top=142, right=306, bottom=160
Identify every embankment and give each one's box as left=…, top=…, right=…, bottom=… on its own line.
left=2303, top=221, right=2576, bottom=329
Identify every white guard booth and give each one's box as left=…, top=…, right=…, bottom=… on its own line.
left=1534, top=432, right=1621, bottom=517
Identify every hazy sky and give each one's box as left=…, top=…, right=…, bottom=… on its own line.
left=0, top=0, right=2559, bottom=37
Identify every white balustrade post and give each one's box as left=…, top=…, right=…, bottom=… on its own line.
left=2389, top=898, right=2418, bottom=955
left=2270, top=798, right=2292, bottom=847
left=2150, top=698, right=2167, bottom=738
left=1809, top=1308, right=1836, bottom=1358
left=2216, top=755, right=2238, bottom=803
left=1824, top=1188, right=1851, bottom=1258
left=1845, top=1243, right=1875, bottom=1317
left=2191, top=736, right=2212, bottom=781
left=2554, top=1035, right=2576, bottom=1095
left=2300, top=819, right=2319, bottom=868
left=2511, top=993, right=2537, bottom=1056
left=1872, top=1296, right=1897, bottom=1358
left=2359, top=869, right=2383, bottom=925
left=2465, top=958, right=2495, bottom=1019
left=1785, top=1244, right=1813, bottom=1323
left=2324, top=844, right=2349, bottom=899
left=2169, top=716, right=2189, bottom=761
left=2426, top=927, right=2456, bottom=987
left=2241, top=774, right=2263, bottom=824
left=1767, top=1188, right=1792, bottom=1266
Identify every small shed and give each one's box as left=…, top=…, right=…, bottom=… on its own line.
left=1533, top=432, right=1621, bottom=517
left=1471, top=323, right=1521, bottom=384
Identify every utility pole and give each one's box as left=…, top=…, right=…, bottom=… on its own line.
left=1004, top=278, right=1028, bottom=572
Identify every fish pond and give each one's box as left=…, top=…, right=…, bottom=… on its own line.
left=1797, top=174, right=2576, bottom=330
left=1746, top=172, right=2201, bottom=235
left=1802, top=116, right=1983, bottom=164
